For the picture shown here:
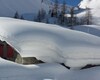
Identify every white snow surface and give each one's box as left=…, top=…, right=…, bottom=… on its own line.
left=0, top=0, right=50, bottom=17
left=73, top=25, right=100, bottom=37
left=1, top=57, right=100, bottom=80
left=0, top=58, right=68, bottom=80
left=1, top=17, right=100, bottom=68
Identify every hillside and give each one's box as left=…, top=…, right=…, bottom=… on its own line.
left=0, top=0, right=50, bottom=17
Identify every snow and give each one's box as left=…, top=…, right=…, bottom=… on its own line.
left=73, top=25, right=100, bottom=37
left=58, top=66, right=100, bottom=80
left=1, top=17, right=100, bottom=68
left=0, top=58, right=68, bottom=80
left=0, top=0, right=50, bottom=17
left=1, top=57, right=100, bottom=80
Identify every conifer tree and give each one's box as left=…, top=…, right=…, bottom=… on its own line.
left=60, top=0, right=66, bottom=23
left=14, top=12, right=20, bottom=19
left=20, top=15, right=24, bottom=20
left=37, top=10, right=41, bottom=22
left=52, top=0, right=58, bottom=17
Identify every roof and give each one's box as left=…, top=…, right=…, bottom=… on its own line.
left=1, top=17, right=100, bottom=68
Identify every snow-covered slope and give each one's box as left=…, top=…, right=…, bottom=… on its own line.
left=1, top=17, right=100, bottom=68
left=79, top=0, right=100, bottom=25
left=0, top=0, right=50, bottom=17
left=73, top=25, right=100, bottom=37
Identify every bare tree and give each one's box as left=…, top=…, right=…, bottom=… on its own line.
left=70, top=7, right=74, bottom=26
left=85, top=7, right=92, bottom=25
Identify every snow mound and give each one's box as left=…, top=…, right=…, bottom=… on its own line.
left=58, top=66, right=100, bottom=80
left=1, top=17, right=100, bottom=68
left=2, top=57, right=100, bottom=80
left=0, top=58, right=67, bottom=80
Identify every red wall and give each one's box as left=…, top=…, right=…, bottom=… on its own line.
left=0, top=44, right=14, bottom=58
left=7, top=44, right=14, bottom=58
left=0, top=44, right=4, bottom=57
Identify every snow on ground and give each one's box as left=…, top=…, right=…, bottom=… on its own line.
left=0, top=58, right=68, bottom=80
left=73, top=25, right=100, bottom=37
left=1, top=17, right=100, bottom=68
left=0, top=0, right=50, bottom=17
left=58, top=66, right=100, bottom=80
left=2, top=57, right=100, bottom=80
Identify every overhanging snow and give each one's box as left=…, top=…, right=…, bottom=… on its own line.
left=1, top=17, right=100, bottom=68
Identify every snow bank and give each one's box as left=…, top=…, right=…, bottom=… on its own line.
left=1, top=17, right=100, bottom=68
left=58, top=66, right=100, bottom=80
left=0, top=58, right=68, bottom=80
left=1, top=57, right=100, bottom=80
left=73, top=25, right=100, bottom=37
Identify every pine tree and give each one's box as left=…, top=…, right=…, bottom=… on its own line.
left=61, top=0, right=66, bottom=15
left=14, top=12, right=20, bottom=19
left=41, top=8, right=46, bottom=19
left=37, top=10, right=41, bottom=22
left=60, top=0, right=66, bottom=24
left=20, top=15, right=24, bottom=20
left=37, top=8, right=46, bottom=22
left=41, top=0, right=43, bottom=3
left=52, top=0, right=58, bottom=17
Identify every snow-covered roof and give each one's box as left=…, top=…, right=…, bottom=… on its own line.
left=1, top=17, right=100, bottom=68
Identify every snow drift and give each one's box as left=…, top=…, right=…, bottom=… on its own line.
left=0, top=58, right=67, bottom=80
left=1, top=17, right=100, bottom=68
left=2, top=57, right=100, bottom=80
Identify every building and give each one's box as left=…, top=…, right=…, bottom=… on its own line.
left=1, top=17, right=100, bottom=68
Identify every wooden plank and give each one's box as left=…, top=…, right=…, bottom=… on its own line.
left=0, top=44, right=3, bottom=57
left=7, top=45, right=14, bottom=58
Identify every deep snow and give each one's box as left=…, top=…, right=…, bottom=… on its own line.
left=0, top=17, right=100, bottom=68
left=1, top=57, right=100, bottom=80
left=0, top=58, right=68, bottom=80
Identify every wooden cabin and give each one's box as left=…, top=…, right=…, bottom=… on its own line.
left=0, top=40, right=43, bottom=65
